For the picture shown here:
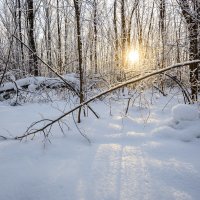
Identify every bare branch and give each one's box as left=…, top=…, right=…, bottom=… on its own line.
left=1, top=60, right=199, bottom=141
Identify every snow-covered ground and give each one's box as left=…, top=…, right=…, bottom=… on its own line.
left=0, top=91, right=200, bottom=200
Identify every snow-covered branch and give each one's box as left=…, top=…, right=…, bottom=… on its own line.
left=1, top=60, right=200, bottom=141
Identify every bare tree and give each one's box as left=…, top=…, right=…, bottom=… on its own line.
left=127, top=0, right=139, bottom=48
left=179, top=0, right=199, bottom=101
left=73, top=0, right=84, bottom=123
left=113, top=0, right=119, bottom=68
left=121, top=0, right=126, bottom=68
left=159, top=0, right=166, bottom=68
left=26, top=0, right=39, bottom=76
left=44, top=0, right=52, bottom=68
left=16, top=0, right=24, bottom=66
left=57, top=0, right=62, bottom=74
left=93, top=0, right=98, bottom=74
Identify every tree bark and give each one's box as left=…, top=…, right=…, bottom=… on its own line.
left=93, top=0, right=98, bottom=74
left=127, top=0, right=139, bottom=48
left=17, top=0, right=24, bottom=65
left=114, top=0, right=119, bottom=68
left=159, top=0, right=166, bottom=68
left=57, top=0, right=62, bottom=74
left=45, top=0, right=52, bottom=68
left=26, top=0, right=38, bottom=76
left=121, top=0, right=126, bottom=68
left=73, top=0, right=84, bottom=123
left=179, top=0, right=199, bottom=101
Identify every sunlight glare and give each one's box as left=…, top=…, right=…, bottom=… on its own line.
left=127, top=50, right=139, bottom=63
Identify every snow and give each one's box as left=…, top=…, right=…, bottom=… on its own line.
left=0, top=91, right=200, bottom=200
left=28, top=84, right=38, bottom=92
left=172, top=104, right=199, bottom=121
left=152, top=103, right=200, bottom=142
left=0, top=74, right=79, bottom=92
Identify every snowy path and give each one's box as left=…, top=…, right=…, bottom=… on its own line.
left=86, top=142, right=200, bottom=200
left=0, top=98, right=200, bottom=200
left=90, top=144, right=151, bottom=200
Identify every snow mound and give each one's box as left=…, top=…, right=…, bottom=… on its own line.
left=172, top=104, right=199, bottom=121
left=28, top=84, right=38, bottom=92
left=152, top=125, right=200, bottom=142
left=152, top=126, right=179, bottom=139
left=152, top=104, right=200, bottom=142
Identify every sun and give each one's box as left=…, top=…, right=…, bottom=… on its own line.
left=127, top=50, right=139, bottom=63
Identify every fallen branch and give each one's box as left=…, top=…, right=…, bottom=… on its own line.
left=163, top=73, right=192, bottom=104
left=1, top=60, right=199, bottom=141
left=153, top=85, right=167, bottom=96
left=0, top=76, right=77, bottom=94
left=12, top=35, right=79, bottom=95
left=12, top=35, right=99, bottom=119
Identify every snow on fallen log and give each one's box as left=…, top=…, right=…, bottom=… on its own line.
left=0, top=73, right=79, bottom=93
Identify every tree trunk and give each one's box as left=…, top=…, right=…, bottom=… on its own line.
left=121, top=0, right=126, bottom=69
left=159, top=0, right=166, bottom=68
left=73, top=0, right=84, bottom=123
left=64, top=7, right=69, bottom=73
left=57, top=0, right=62, bottom=74
left=93, top=0, right=98, bottom=74
left=17, top=0, right=24, bottom=66
left=26, top=0, right=38, bottom=76
left=45, top=0, right=52, bottom=68
left=113, top=0, right=119, bottom=68
left=179, top=0, right=199, bottom=101
left=127, top=0, right=139, bottom=48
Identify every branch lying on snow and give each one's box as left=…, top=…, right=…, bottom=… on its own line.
left=10, top=35, right=99, bottom=119
left=1, top=60, right=200, bottom=141
left=12, top=35, right=79, bottom=95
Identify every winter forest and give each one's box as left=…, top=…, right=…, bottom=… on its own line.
left=0, top=0, right=200, bottom=199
